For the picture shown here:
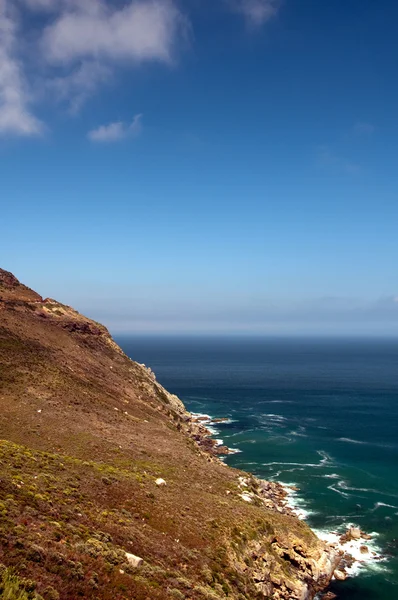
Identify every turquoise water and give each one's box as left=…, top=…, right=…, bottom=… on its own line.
left=116, top=336, right=398, bottom=599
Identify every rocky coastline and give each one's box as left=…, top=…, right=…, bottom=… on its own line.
left=188, top=413, right=383, bottom=599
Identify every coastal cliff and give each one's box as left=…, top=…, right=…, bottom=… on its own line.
left=0, top=268, right=340, bottom=600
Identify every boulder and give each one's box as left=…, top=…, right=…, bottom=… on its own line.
left=360, top=545, right=369, bottom=554
left=348, top=527, right=361, bottom=540
left=155, top=478, right=166, bottom=487
left=125, top=553, right=143, bottom=568
left=333, top=569, right=348, bottom=581
left=240, top=493, right=253, bottom=503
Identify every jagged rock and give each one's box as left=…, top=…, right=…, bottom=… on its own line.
left=334, top=569, right=348, bottom=581
left=348, top=527, right=361, bottom=540
left=214, top=445, right=230, bottom=455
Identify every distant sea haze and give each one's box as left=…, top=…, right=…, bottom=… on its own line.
left=116, top=335, right=398, bottom=600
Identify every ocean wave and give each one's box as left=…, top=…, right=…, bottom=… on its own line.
left=278, top=467, right=306, bottom=475
left=280, top=483, right=316, bottom=520
left=206, top=425, right=220, bottom=436
left=313, top=525, right=388, bottom=577
left=289, top=427, right=307, bottom=438
left=327, top=483, right=352, bottom=498
left=318, top=450, right=333, bottom=466
left=262, top=450, right=333, bottom=470
left=338, top=437, right=395, bottom=449
left=267, top=400, right=294, bottom=404
left=227, top=428, right=258, bottom=438
left=372, top=502, right=398, bottom=511
left=262, top=413, right=288, bottom=420
left=280, top=485, right=388, bottom=577
left=338, top=481, right=398, bottom=499
left=191, top=412, right=212, bottom=420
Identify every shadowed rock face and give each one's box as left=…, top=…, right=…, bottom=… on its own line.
left=0, top=269, right=339, bottom=600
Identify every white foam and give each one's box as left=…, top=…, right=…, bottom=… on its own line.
left=337, top=480, right=398, bottom=499
left=263, top=413, right=288, bottom=421
left=290, top=432, right=308, bottom=438
left=338, top=437, right=395, bottom=450
left=279, top=483, right=316, bottom=520
left=313, top=525, right=387, bottom=576
left=372, top=502, right=398, bottom=511
left=267, top=400, right=294, bottom=404
left=262, top=450, right=333, bottom=470
left=279, top=484, right=388, bottom=578
left=328, top=481, right=352, bottom=498
left=191, top=413, right=242, bottom=455
left=191, top=412, right=212, bottom=421
left=206, top=425, right=220, bottom=436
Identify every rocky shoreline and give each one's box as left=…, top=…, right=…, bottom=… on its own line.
left=189, top=412, right=383, bottom=599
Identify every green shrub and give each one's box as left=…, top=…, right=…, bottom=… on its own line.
left=168, top=589, right=185, bottom=599
left=0, top=568, right=42, bottom=600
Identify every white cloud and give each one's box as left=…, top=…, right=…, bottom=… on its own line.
left=0, top=0, right=187, bottom=135
left=229, top=0, right=280, bottom=26
left=0, top=0, right=43, bottom=136
left=88, top=113, right=143, bottom=142
left=41, top=1, right=187, bottom=65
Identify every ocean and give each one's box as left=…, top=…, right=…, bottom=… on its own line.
left=116, top=336, right=398, bottom=599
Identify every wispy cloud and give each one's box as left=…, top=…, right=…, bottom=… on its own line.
left=0, top=0, right=43, bottom=136
left=354, top=121, right=376, bottom=135
left=228, top=0, right=280, bottom=27
left=88, top=113, right=143, bottom=142
left=0, top=0, right=188, bottom=134
left=48, top=61, right=111, bottom=114
left=316, top=145, right=361, bottom=175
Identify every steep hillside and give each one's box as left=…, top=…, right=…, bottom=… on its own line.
left=0, top=268, right=339, bottom=600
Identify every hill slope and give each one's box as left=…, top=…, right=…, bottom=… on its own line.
left=0, top=269, right=339, bottom=600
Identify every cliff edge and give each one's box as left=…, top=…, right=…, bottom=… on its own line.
left=0, top=268, right=339, bottom=600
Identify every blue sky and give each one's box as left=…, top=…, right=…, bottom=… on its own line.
left=1, top=0, right=397, bottom=335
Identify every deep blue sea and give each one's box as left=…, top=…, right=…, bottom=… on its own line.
left=116, top=336, right=398, bottom=600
